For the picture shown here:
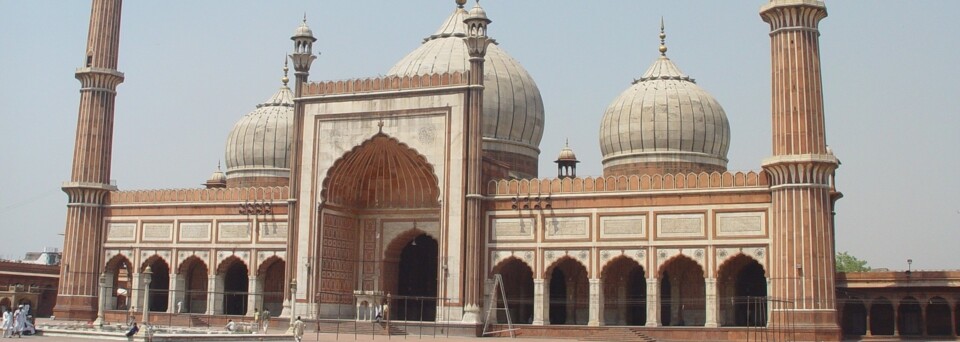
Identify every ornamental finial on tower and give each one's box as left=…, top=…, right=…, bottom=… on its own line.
left=659, top=17, right=668, bottom=56
left=456, top=0, right=467, bottom=9
left=282, top=58, right=290, bottom=86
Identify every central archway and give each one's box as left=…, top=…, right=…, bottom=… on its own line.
left=318, top=132, right=442, bottom=318
left=717, top=254, right=767, bottom=327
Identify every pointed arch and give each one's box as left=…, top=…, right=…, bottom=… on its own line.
left=544, top=256, right=590, bottom=325
left=600, top=256, right=647, bottom=326
left=658, top=254, right=705, bottom=326
left=490, top=257, right=534, bottom=324
left=322, top=132, right=440, bottom=209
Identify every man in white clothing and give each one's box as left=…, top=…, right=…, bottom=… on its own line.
left=12, top=306, right=25, bottom=338
left=1, top=309, right=12, bottom=338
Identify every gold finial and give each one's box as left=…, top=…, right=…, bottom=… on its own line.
left=282, top=58, right=290, bottom=86
left=565, top=138, right=569, bottom=147
left=377, top=120, right=384, bottom=133
left=659, top=17, right=668, bottom=56
left=456, top=0, right=467, bottom=8
left=217, top=161, right=221, bottom=171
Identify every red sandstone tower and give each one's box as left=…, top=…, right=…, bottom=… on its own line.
left=55, top=0, right=124, bottom=320
left=461, top=2, right=492, bottom=321
left=760, top=0, right=841, bottom=339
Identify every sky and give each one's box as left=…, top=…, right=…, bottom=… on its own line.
left=0, top=1, right=957, bottom=271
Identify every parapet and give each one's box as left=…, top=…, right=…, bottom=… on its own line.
left=301, top=72, right=468, bottom=97
left=486, top=171, right=768, bottom=196
left=107, top=186, right=289, bottom=204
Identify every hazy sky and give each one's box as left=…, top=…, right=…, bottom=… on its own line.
left=1, top=1, right=957, bottom=270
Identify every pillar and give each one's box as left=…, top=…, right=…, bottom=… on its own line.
left=171, top=274, right=186, bottom=314
left=865, top=302, right=872, bottom=336
left=921, top=301, right=928, bottom=336
left=950, top=302, right=956, bottom=337
left=246, top=277, right=260, bottom=316
left=588, top=278, right=601, bottom=326
left=103, top=272, right=116, bottom=311
left=130, top=272, right=142, bottom=312
left=166, top=276, right=177, bottom=313
left=566, top=279, right=576, bottom=324
left=206, top=275, right=219, bottom=315
left=893, top=299, right=900, bottom=336
left=94, top=273, right=107, bottom=326
left=705, top=278, right=718, bottom=327
left=533, top=279, right=546, bottom=325
left=617, top=282, right=627, bottom=325
left=645, top=278, right=659, bottom=327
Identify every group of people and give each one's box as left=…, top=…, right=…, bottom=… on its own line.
left=1, top=304, right=35, bottom=338
left=224, top=308, right=272, bottom=333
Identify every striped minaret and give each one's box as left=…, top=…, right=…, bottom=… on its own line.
left=760, top=0, right=841, bottom=337
left=55, top=0, right=124, bottom=320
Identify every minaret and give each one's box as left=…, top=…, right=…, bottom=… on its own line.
left=55, top=0, right=125, bottom=320
left=461, top=0, right=491, bottom=323
left=284, top=16, right=317, bottom=318
left=760, top=0, right=841, bottom=338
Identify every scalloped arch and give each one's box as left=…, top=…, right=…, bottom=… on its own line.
left=322, top=133, right=440, bottom=209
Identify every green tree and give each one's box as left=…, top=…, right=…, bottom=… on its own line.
left=835, top=251, right=871, bottom=272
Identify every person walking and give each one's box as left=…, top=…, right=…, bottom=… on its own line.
left=292, top=316, right=305, bottom=342
left=1, top=309, right=12, bottom=338
left=261, top=309, right=271, bottom=333
left=12, top=306, right=25, bottom=338
left=252, top=308, right=260, bottom=334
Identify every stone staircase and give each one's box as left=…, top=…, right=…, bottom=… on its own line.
left=316, top=321, right=407, bottom=336
left=578, top=327, right=657, bottom=342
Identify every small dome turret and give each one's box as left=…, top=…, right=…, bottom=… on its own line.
left=554, top=140, right=580, bottom=179
left=204, top=164, right=227, bottom=189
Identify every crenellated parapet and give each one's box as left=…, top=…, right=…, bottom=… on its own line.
left=301, top=72, right=467, bottom=97
left=107, top=186, right=289, bottom=204
left=486, top=170, right=767, bottom=196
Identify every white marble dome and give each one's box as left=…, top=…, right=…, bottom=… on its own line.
left=224, top=84, right=294, bottom=184
left=599, top=52, right=730, bottom=174
left=387, top=5, right=544, bottom=162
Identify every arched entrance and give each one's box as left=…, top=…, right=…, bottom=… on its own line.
left=841, top=299, right=867, bottom=336
left=219, top=257, right=249, bottom=316
left=259, top=257, right=285, bottom=315
left=179, top=256, right=208, bottom=314
left=388, top=233, right=438, bottom=321
left=870, top=297, right=894, bottom=336
left=0, top=298, right=11, bottom=313
left=104, top=254, right=132, bottom=310
left=898, top=296, right=921, bottom=336
left=491, top=257, right=534, bottom=324
left=717, top=254, right=766, bottom=327
left=659, top=255, right=705, bottom=326
left=601, top=256, right=646, bottom=326
left=320, top=133, right=442, bottom=319
left=142, top=256, right=170, bottom=312
left=546, top=257, right=589, bottom=325
left=926, top=296, right=951, bottom=336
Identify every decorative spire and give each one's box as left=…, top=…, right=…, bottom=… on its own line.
left=456, top=0, right=466, bottom=8
left=282, top=58, right=290, bottom=86
left=659, top=17, right=668, bottom=56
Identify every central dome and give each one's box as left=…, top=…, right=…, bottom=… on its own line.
left=599, top=41, right=730, bottom=176
left=387, top=5, right=544, bottom=178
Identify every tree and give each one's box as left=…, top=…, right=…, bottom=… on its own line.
left=835, top=251, right=871, bottom=272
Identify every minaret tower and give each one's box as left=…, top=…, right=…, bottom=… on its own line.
left=461, top=0, right=491, bottom=323
left=284, top=16, right=317, bottom=318
left=760, top=0, right=841, bottom=338
left=55, top=0, right=125, bottom=320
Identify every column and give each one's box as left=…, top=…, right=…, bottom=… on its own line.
left=565, top=279, right=576, bottom=324
left=588, top=278, right=601, bottom=326
left=205, top=275, right=218, bottom=315
left=950, top=302, right=956, bottom=337
left=921, top=301, right=928, bottom=336
left=705, top=278, right=718, bottom=327
left=246, top=277, right=260, bottom=316
left=130, top=272, right=142, bottom=311
left=893, top=299, right=900, bottom=336
left=103, top=273, right=116, bottom=310
left=645, top=278, right=659, bottom=327
left=171, top=274, right=186, bottom=314
left=865, top=302, right=872, bottom=336
left=532, top=279, right=546, bottom=325
left=167, top=276, right=178, bottom=313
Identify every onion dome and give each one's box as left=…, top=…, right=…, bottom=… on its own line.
left=293, top=16, right=314, bottom=40
left=599, top=23, right=730, bottom=176
left=555, top=140, right=579, bottom=163
left=387, top=2, right=544, bottom=178
left=204, top=163, right=227, bottom=189
left=224, top=65, right=294, bottom=187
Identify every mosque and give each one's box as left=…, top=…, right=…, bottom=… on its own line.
left=52, top=0, right=960, bottom=341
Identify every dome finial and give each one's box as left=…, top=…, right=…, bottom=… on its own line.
left=659, top=17, right=668, bottom=56
left=456, top=0, right=467, bottom=8
left=282, top=58, right=290, bottom=86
